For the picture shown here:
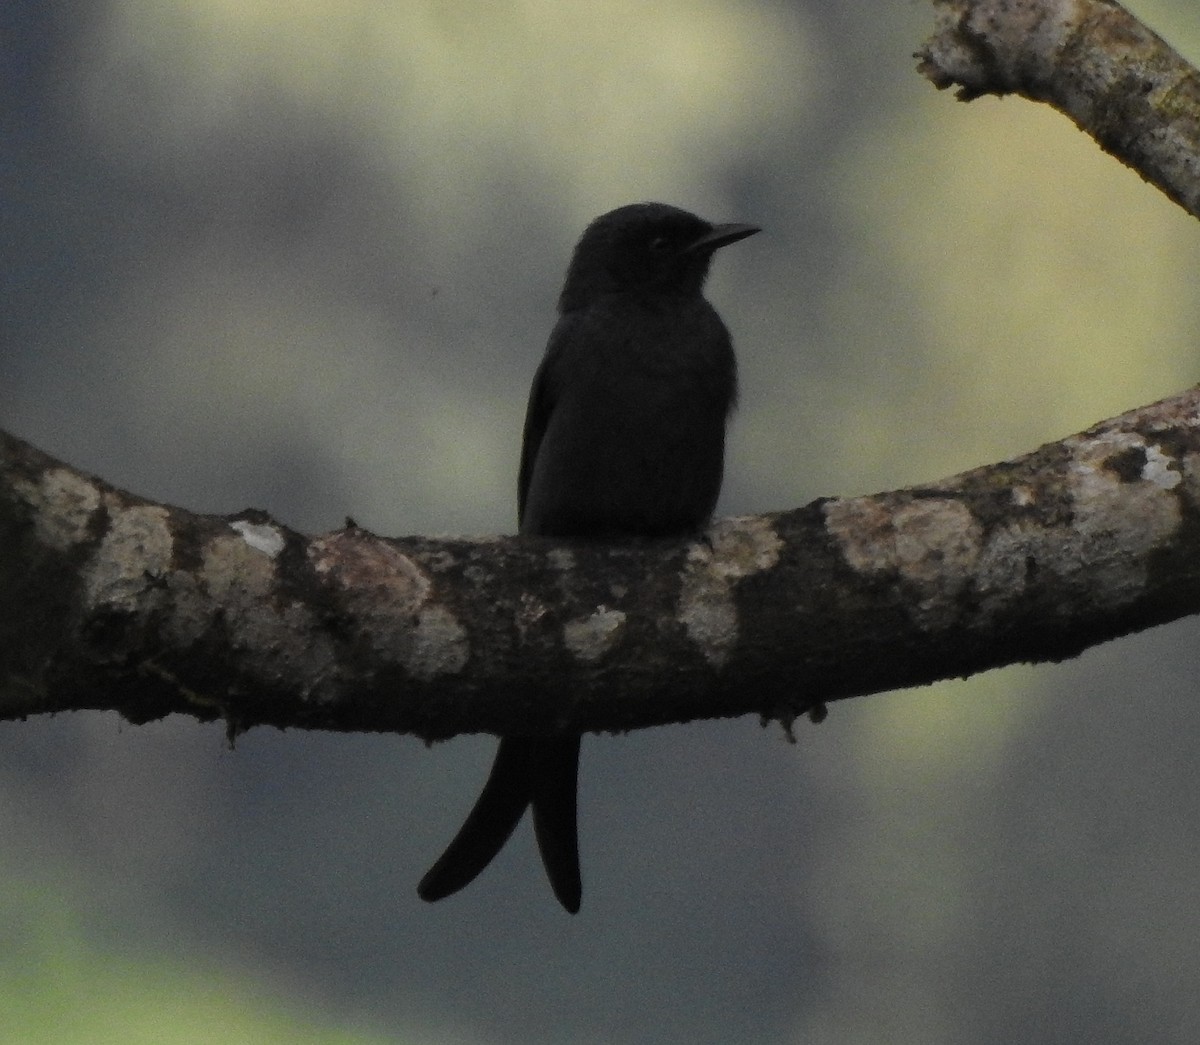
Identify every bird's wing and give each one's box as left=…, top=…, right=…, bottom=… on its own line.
left=518, top=312, right=581, bottom=531
left=517, top=358, right=554, bottom=531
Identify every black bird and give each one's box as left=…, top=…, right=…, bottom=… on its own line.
left=417, top=202, right=759, bottom=913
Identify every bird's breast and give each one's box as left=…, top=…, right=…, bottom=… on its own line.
left=521, top=298, right=736, bottom=537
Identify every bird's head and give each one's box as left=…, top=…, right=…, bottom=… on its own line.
left=557, top=202, right=759, bottom=312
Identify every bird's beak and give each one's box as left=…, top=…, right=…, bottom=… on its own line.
left=686, top=222, right=761, bottom=254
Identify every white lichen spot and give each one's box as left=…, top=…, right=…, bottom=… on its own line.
left=84, top=501, right=174, bottom=611
left=973, top=523, right=1039, bottom=610
left=309, top=533, right=431, bottom=613
left=547, top=547, right=576, bottom=572
left=1011, top=485, right=1035, bottom=507
left=1140, top=444, right=1181, bottom=489
left=408, top=605, right=469, bottom=681
left=33, top=468, right=101, bottom=551
left=307, top=533, right=468, bottom=680
left=679, top=597, right=737, bottom=667
left=978, top=430, right=1184, bottom=619
left=678, top=516, right=784, bottom=668
left=230, top=519, right=286, bottom=557
left=890, top=501, right=982, bottom=592
left=191, top=531, right=330, bottom=685
left=563, top=606, right=627, bottom=662
left=202, top=533, right=279, bottom=604
left=515, top=591, right=551, bottom=635
left=824, top=496, right=982, bottom=630
left=822, top=497, right=891, bottom=574
left=1063, top=431, right=1181, bottom=602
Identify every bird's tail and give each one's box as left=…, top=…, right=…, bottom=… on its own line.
left=417, top=736, right=582, bottom=913
left=531, top=734, right=581, bottom=913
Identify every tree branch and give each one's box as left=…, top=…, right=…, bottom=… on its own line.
left=5, top=386, right=1200, bottom=739
left=5, top=3, right=1200, bottom=742
left=918, top=0, right=1200, bottom=219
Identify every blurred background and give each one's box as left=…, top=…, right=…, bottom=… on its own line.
left=4, top=1, right=1200, bottom=1042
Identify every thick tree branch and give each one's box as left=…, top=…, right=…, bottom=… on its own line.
left=5, top=3, right=1200, bottom=742
left=918, top=0, right=1200, bottom=219
left=4, top=387, right=1200, bottom=739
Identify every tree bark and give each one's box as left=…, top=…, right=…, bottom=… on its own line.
left=918, top=0, right=1200, bottom=220
left=5, top=386, right=1200, bottom=739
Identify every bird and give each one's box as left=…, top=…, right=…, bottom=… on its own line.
left=417, top=202, right=759, bottom=913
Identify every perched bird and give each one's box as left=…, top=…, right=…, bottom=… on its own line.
left=417, top=202, right=759, bottom=913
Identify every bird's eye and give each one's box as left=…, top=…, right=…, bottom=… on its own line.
left=648, top=235, right=671, bottom=253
